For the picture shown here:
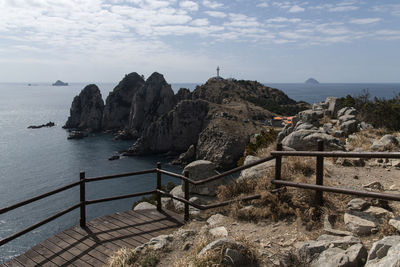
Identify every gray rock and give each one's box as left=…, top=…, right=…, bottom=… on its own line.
left=344, top=211, right=378, bottom=236
left=237, top=155, right=275, bottom=181
left=148, top=234, right=173, bottom=250
left=323, top=123, right=334, bottom=134
left=326, top=97, right=343, bottom=118
left=223, top=248, right=249, bottom=266
left=182, top=160, right=221, bottom=196
left=207, top=214, right=228, bottom=226
left=282, top=130, right=345, bottom=151
left=388, top=216, right=400, bottom=231
left=64, top=84, right=104, bottom=131
left=347, top=198, right=369, bottom=211
left=133, top=202, right=156, bottom=210
left=209, top=226, right=228, bottom=238
left=172, top=144, right=196, bottom=165
left=364, top=206, right=393, bottom=219
left=294, top=122, right=318, bottom=131
left=371, top=135, right=399, bottom=151
left=311, top=243, right=367, bottom=267
left=334, top=130, right=345, bottom=138
left=337, top=107, right=357, bottom=118
left=297, top=109, right=324, bottom=125
left=323, top=215, right=352, bottom=236
left=340, top=120, right=359, bottom=136
left=298, top=235, right=361, bottom=263
left=363, top=181, right=384, bottom=191
left=198, top=238, right=244, bottom=257
left=338, top=114, right=356, bottom=124
left=359, top=121, right=373, bottom=130
left=366, top=236, right=400, bottom=267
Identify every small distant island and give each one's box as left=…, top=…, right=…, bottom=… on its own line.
left=52, top=80, right=68, bottom=86
left=305, top=78, right=319, bottom=84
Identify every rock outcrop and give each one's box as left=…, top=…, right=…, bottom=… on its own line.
left=102, top=72, right=145, bottom=130
left=127, top=100, right=209, bottom=154
left=64, top=84, right=104, bottom=131
left=129, top=72, right=176, bottom=138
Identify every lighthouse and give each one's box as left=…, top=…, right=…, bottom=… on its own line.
left=217, top=66, right=220, bottom=77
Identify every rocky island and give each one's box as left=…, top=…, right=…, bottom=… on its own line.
left=64, top=72, right=308, bottom=170
left=305, top=77, right=319, bottom=84
left=52, top=80, right=68, bottom=86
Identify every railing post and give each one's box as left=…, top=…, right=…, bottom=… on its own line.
left=275, top=143, right=283, bottom=188
left=315, top=141, right=324, bottom=205
left=183, top=170, right=190, bottom=221
left=156, top=162, right=162, bottom=212
left=80, top=171, right=86, bottom=228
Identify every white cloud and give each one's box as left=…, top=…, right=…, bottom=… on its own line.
left=329, top=5, right=358, bottom=12
left=179, top=1, right=198, bottom=11
left=267, top=17, right=301, bottom=23
left=191, top=18, right=209, bottom=26
left=202, top=0, right=223, bottom=9
left=372, top=4, right=400, bottom=17
left=350, top=18, right=381, bottom=25
left=288, top=5, right=304, bottom=13
left=225, top=13, right=261, bottom=28
left=205, top=10, right=227, bottom=18
left=257, top=1, right=269, bottom=8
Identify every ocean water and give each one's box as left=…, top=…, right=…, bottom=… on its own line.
left=1, top=81, right=400, bottom=263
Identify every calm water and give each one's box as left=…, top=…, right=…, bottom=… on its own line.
left=1, top=81, right=399, bottom=262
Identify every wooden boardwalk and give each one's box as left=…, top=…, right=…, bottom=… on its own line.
left=2, top=209, right=184, bottom=267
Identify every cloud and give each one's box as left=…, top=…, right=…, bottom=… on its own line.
left=288, top=5, right=304, bottom=13
left=205, top=10, right=227, bottom=18
left=372, top=4, right=400, bottom=17
left=202, top=0, right=223, bottom=9
left=267, top=17, right=301, bottom=23
left=179, top=1, right=198, bottom=11
left=191, top=18, right=209, bottom=26
left=350, top=18, right=381, bottom=25
left=225, top=13, right=261, bottom=28
left=257, top=1, right=269, bottom=8
left=311, top=3, right=359, bottom=12
left=329, top=5, right=358, bottom=12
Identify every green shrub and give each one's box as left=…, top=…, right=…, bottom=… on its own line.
left=339, top=90, right=400, bottom=131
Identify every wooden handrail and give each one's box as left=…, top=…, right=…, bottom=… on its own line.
left=271, top=151, right=400, bottom=158
left=85, top=169, right=156, bottom=182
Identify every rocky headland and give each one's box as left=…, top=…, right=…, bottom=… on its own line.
left=64, top=72, right=307, bottom=170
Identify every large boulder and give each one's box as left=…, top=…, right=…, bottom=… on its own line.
left=237, top=155, right=275, bottom=181
left=297, top=110, right=324, bottom=126
left=281, top=130, right=345, bottom=151
left=64, top=84, right=104, bottom=131
left=102, top=72, right=145, bottom=130
left=365, top=236, right=400, bottom=267
left=182, top=160, right=221, bottom=196
left=129, top=72, right=176, bottom=137
left=344, top=210, right=378, bottom=236
left=325, top=97, right=342, bottom=118
left=371, top=134, right=399, bottom=151
left=311, top=243, right=367, bottom=267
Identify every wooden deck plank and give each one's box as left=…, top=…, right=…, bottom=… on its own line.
left=19, top=247, right=55, bottom=267
left=87, top=218, right=144, bottom=247
left=4, top=210, right=183, bottom=266
left=43, top=236, right=89, bottom=266
left=13, top=254, right=38, bottom=267
left=104, top=214, right=154, bottom=241
left=110, top=212, right=172, bottom=238
left=66, top=227, right=121, bottom=253
left=55, top=232, right=106, bottom=266
left=31, top=244, right=67, bottom=266
left=63, top=228, right=117, bottom=257
left=4, top=259, right=24, bottom=267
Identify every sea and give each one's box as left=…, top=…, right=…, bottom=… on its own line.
left=0, top=81, right=400, bottom=263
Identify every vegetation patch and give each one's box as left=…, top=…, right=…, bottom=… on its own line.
left=132, top=181, right=176, bottom=209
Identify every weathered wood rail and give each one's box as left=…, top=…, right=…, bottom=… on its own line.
left=1, top=141, right=400, bottom=265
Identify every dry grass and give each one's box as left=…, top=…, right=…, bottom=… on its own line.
left=347, top=128, right=398, bottom=151
left=173, top=234, right=259, bottom=267
left=217, top=142, right=351, bottom=229
left=106, top=247, right=159, bottom=267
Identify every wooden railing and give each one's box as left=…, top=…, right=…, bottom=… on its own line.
left=1, top=141, right=400, bottom=247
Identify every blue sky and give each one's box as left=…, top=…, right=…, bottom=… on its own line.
left=0, top=0, right=399, bottom=83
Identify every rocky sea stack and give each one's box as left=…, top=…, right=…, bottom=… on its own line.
left=64, top=72, right=308, bottom=170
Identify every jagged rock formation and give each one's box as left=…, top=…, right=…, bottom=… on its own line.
left=129, top=72, right=176, bottom=138
left=64, top=72, right=306, bottom=170
left=102, top=72, right=145, bottom=130
left=63, top=84, right=104, bottom=131
left=128, top=99, right=209, bottom=154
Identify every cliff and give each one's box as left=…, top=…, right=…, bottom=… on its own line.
left=102, top=72, right=145, bottom=130
left=63, top=84, right=104, bottom=131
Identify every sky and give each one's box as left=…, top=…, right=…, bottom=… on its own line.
left=0, top=0, right=399, bottom=83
